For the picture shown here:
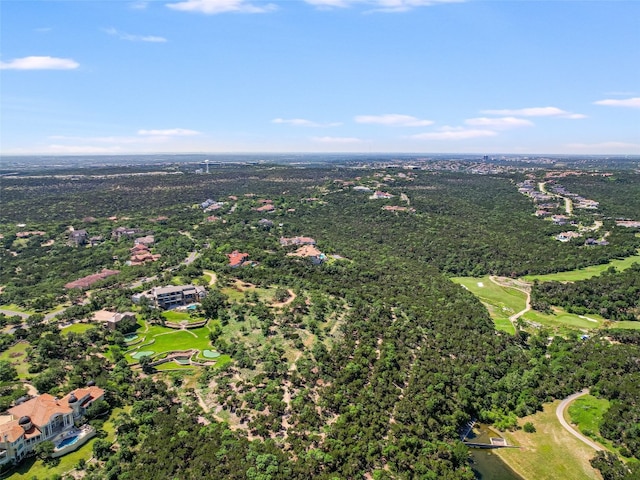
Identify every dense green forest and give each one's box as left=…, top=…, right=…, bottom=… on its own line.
left=532, top=264, right=640, bottom=321
left=1, top=163, right=639, bottom=479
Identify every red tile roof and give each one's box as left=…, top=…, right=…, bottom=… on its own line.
left=226, top=250, right=249, bottom=267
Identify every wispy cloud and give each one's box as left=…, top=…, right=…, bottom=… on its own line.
left=593, top=97, right=640, bottom=109
left=481, top=106, right=586, bottom=119
left=410, top=127, right=497, bottom=140
left=34, top=27, right=52, bottom=33
left=312, top=136, right=362, bottom=144
left=272, top=118, right=341, bottom=127
left=0, top=56, right=79, bottom=71
left=166, top=0, right=277, bottom=14
left=355, top=113, right=434, bottom=127
left=464, top=116, right=533, bottom=129
left=130, top=1, right=149, bottom=9
left=305, top=0, right=463, bottom=12
left=104, top=27, right=167, bottom=43
left=138, top=128, right=200, bottom=136
left=566, top=141, right=640, bottom=153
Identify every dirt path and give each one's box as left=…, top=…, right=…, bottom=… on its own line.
left=489, top=276, right=532, bottom=325
left=195, top=389, right=210, bottom=413
left=203, top=270, right=217, bottom=286
left=271, top=289, right=296, bottom=308
left=556, top=389, right=604, bottom=452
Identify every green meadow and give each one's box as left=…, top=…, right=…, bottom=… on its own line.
left=523, top=252, right=640, bottom=282
left=451, top=276, right=524, bottom=334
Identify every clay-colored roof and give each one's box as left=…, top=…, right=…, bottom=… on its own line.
left=60, top=386, right=104, bottom=408
left=0, top=420, right=26, bottom=443
left=227, top=251, right=249, bottom=267
left=288, top=245, right=322, bottom=258
left=8, top=394, right=72, bottom=428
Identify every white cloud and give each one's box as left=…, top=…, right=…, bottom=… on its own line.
left=481, top=106, right=586, bottom=119
left=130, top=1, right=149, bottom=9
left=104, top=27, right=167, bottom=43
left=272, top=118, right=341, bottom=127
left=304, top=0, right=463, bottom=11
left=355, top=113, right=434, bottom=127
left=593, top=97, right=640, bottom=109
left=167, top=0, right=277, bottom=14
left=410, top=127, right=497, bottom=140
left=0, top=56, right=79, bottom=70
left=138, top=128, right=200, bottom=136
left=312, top=136, right=362, bottom=143
left=464, top=116, right=534, bottom=129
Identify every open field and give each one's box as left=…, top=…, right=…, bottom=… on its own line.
left=521, top=308, right=607, bottom=331
left=451, top=276, right=525, bottom=334
left=523, top=252, right=640, bottom=282
left=0, top=342, right=31, bottom=379
left=495, top=402, right=601, bottom=480
left=568, top=395, right=611, bottom=448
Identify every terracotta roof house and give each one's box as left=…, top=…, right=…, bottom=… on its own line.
left=371, top=191, right=394, bottom=199
left=227, top=250, right=249, bottom=268
left=64, top=269, right=120, bottom=290
left=287, top=245, right=326, bottom=264
left=134, top=235, right=155, bottom=245
left=0, top=385, right=104, bottom=466
left=255, top=204, right=276, bottom=213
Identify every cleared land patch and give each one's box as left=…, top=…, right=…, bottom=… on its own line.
left=568, top=395, right=613, bottom=450
left=495, top=402, right=600, bottom=480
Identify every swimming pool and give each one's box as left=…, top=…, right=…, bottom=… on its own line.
left=56, top=434, right=80, bottom=449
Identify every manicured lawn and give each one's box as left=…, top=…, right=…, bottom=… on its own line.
left=523, top=253, right=640, bottom=282
left=0, top=342, right=31, bottom=379
left=522, top=308, right=606, bottom=331
left=61, top=323, right=96, bottom=335
left=126, top=322, right=213, bottom=362
left=609, top=321, right=640, bottom=330
left=568, top=395, right=610, bottom=443
left=495, top=402, right=600, bottom=480
left=451, top=276, right=524, bottom=334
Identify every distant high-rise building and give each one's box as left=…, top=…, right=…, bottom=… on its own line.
left=483, top=155, right=489, bottom=161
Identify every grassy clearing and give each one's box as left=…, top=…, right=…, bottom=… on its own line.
left=523, top=253, right=640, bottom=282
left=608, top=321, right=640, bottom=330
left=451, top=276, right=524, bottom=334
left=522, top=308, right=606, bottom=331
left=568, top=395, right=610, bottom=441
left=60, top=323, right=96, bottom=335
left=495, top=402, right=601, bottom=480
left=0, top=342, right=31, bottom=379
left=0, top=304, right=35, bottom=315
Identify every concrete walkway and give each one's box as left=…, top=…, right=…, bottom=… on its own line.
left=556, top=389, right=604, bottom=452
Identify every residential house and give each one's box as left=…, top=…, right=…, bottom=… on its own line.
left=92, top=310, right=136, bottom=330
left=64, top=269, right=120, bottom=290
left=133, top=285, right=206, bottom=310
left=279, top=236, right=316, bottom=247
left=227, top=251, right=249, bottom=268
left=68, top=230, right=88, bottom=246
left=134, top=235, right=155, bottom=245
left=111, top=227, right=142, bottom=240
left=287, top=245, right=325, bottom=264
left=371, top=191, right=394, bottom=199
left=0, top=385, right=104, bottom=466
left=255, top=204, right=275, bottom=213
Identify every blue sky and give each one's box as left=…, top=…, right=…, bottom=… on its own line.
left=1, top=0, right=639, bottom=155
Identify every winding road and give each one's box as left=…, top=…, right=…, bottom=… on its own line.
left=556, top=389, right=604, bottom=452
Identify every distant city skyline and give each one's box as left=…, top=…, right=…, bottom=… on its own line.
left=1, top=0, right=639, bottom=155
